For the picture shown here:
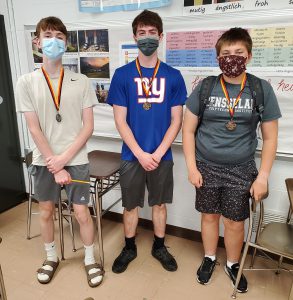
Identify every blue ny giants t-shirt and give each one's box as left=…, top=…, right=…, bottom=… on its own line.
left=107, top=60, right=187, bottom=161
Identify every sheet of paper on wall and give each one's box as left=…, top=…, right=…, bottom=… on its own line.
left=30, top=30, right=80, bottom=71
left=78, top=0, right=171, bottom=13
left=78, top=29, right=110, bottom=80
left=119, top=42, right=138, bottom=66
left=255, top=77, right=293, bottom=156
left=183, top=0, right=293, bottom=16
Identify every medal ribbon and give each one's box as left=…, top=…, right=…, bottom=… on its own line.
left=41, top=66, right=64, bottom=112
left=220, top=73, right=247, bottom=120
left=135, top=58, right=160, bottom=98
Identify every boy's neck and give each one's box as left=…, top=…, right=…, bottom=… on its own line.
left=222, top=72, right=246, bottom=85
left=138, top=51, right=158, bottom=68
left=42, top=57, right=63, bottom=77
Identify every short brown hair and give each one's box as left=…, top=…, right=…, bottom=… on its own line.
left=215, top=28, right=252, bottom=56
left=132, top=10, right=163, bottom=35
left=35, top=16, right=67, bottom=38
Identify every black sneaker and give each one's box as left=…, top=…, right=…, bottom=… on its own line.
left=112, top=246, right=137, bottom=274
left=151, top=245, right=178, bottom=271
left=224, top=263, right=248, bottom=293
left=196, top=257, right=217, bottom=285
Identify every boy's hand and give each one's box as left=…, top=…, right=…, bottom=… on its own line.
left=151, top=150, right=163, bottom=165
left=250, top=177, right=268, bottom=202
left=137, top=152, right=159, bottom=171
left=46, top=155, right=66, bottom=174
left=54, top=169, right=71, bottom=185
left=188, top=168, right=203, bottom=188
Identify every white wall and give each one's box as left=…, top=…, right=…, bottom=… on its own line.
left=1, top=0, right=292, bottom=235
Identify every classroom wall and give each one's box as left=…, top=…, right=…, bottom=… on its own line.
left=1, top=0, right=292, bottom=236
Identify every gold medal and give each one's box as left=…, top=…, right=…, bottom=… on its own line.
left=143, top=102, right=151, bottom=110
left=226, top=120, right=237, bottom=131
left=136, top=58, right=160, bottom=111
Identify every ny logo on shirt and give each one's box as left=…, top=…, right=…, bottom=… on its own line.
left=134, top=77, right=166, bottom=104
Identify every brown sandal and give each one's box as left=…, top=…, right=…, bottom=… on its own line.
left=37, top=259, right=59, bottom=284
left=85, top=263, right=105, bottom=288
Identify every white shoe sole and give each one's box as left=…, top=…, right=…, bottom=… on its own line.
left=196, top=275, right=212, bottom=285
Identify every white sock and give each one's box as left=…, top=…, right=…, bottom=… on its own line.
left=38, top=241, right=58, bottom=282
left=84, top=244, right=103, bottom=285
left=45, top=241, right=58, bottom=262
left=227, top=260, right=238, bottom=268
left=205, top=254, right=216, bottom=261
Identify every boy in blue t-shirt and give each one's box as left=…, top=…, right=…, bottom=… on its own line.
left=107, top=9, right=187, bottom=274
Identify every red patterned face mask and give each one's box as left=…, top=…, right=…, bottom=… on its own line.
left=218, top=55, right=247, bottom=78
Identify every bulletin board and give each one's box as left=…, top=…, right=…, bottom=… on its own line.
left=24, top=6, right=293, bottom=156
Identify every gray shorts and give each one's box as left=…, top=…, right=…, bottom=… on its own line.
left=119, top=160, right=174, bottom=211
left=195, top=160, right=258, bottom=222
left=30, top=164, right=90, bottom=205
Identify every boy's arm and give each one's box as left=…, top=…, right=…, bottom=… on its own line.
left=113, top=104, right=158, bottom=171
left=182, top=108, right=203, bottom=188
left=24, top=111, right=55, bottom=159
left=250, top=119, right=278, bottom=201
left=24, top=111, right=71, bottom=184
left=46, top=107, right=94, bottom=173
left=152, top=105, right=183, bottom=163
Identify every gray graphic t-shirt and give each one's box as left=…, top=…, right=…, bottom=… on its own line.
left=186, top=77, right=281, bottom=166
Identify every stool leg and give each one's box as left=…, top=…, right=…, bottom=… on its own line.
left=95, top=181, right=104, bottom=268
left=58, top=196, right=65, bottom=260
left=69, top=212, right=76, bottom=252
left=275, top=256, right=283, bottom=275
left=250, top=247, right=257, bottom=268
left=91, top=191, right=97, bottom=217
left=26, top=175, right=33, bottom=240
left=54, top=209, right=57, bottom=221
left=98, top=179, right=103, bottom=215
left=0, top=264, right=7, bottom=300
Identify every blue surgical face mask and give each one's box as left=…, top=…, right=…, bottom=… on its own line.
left=42, top=38, right=66, bottom=60
left=137, top=35, right=159, bottom=56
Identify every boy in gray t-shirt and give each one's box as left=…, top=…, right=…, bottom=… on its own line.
left=183, top=28, right=281, bottom=293
left=16, top=17, right=103, bottom=287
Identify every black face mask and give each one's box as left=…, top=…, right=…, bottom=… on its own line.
left=137, top=36, right=159, bottom=56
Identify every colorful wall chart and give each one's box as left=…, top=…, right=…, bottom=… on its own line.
left=166, top=26, right=293, bottom=75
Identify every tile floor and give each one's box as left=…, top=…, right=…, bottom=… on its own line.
left=0, top=202, right=292, bottom=300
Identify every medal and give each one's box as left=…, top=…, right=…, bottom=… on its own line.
left=56, top=113, right=62, bottom=122
left=225, top=120, right=237, bottom=131
left=220, top=73, right=247, bottom=131
left=136, top=58, right=160, bottom=111
left=41, top=66, right=64, bottom=122
left=143, top=102, right=151, bottom=110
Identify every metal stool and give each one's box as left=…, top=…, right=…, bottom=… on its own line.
left=0, top=237, right=7, bottom=300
